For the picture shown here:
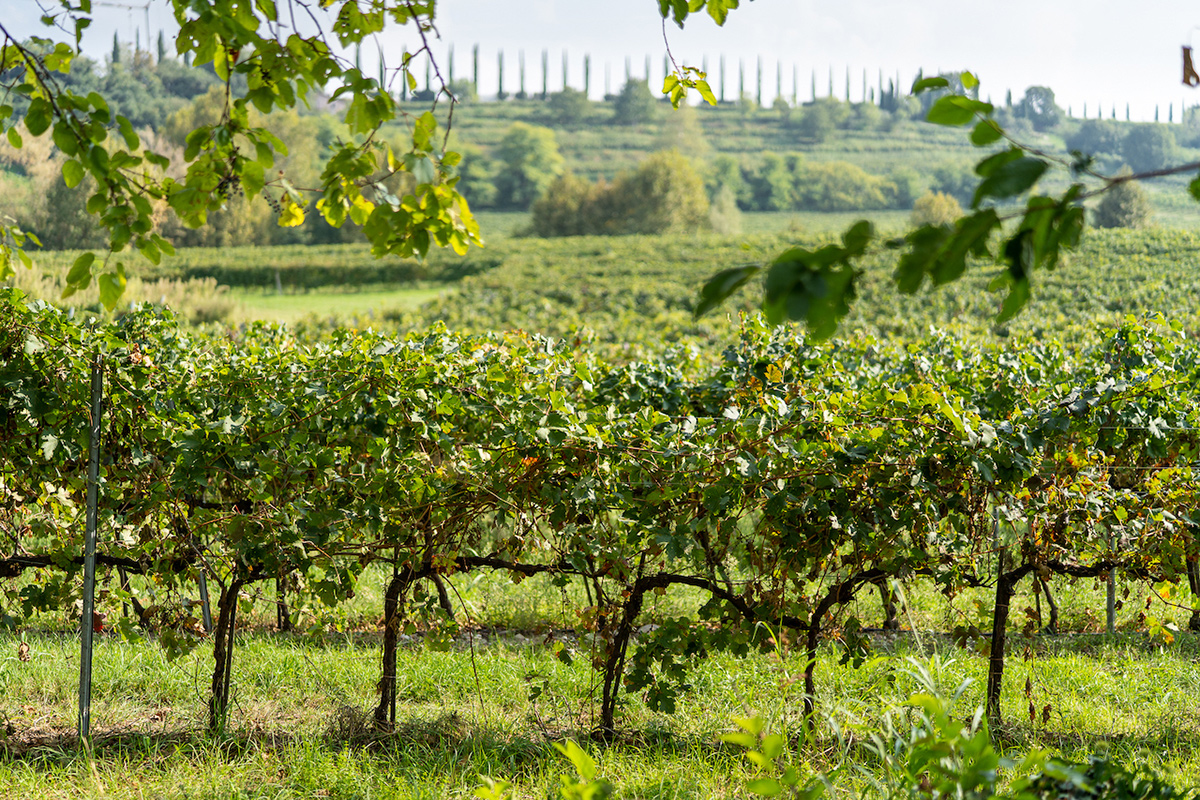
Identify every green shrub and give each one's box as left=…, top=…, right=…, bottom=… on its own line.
left=493, top=122, right=565, bottom=209
left=611, top=78, right=657, bottom=125
left=1122, top=124, right=1177, bottom=172
left=530, top=150, right=709, bottom=236
left=530, top=173, right=597, bottom=237
left=1093, top=177, right=1152, bottom=229
left=911, top=190, right=964, bottom=227
left=794, top=160, right=894, bottom=211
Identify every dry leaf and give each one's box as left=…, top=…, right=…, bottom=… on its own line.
left=16, top=641, right=29, bottom=662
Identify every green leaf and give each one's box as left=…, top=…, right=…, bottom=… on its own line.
left=52, top=122, right=78, bottom=155
left=552, top=740, right=597, bottom=782
left=970, top=119, right=1002, bottom=146
left=695, top=264, right=760, bottom=318
left=62, top=159, right=85, bottom=188
left=746, top=777, right=783, bottom=796
left=926, top=95, right=993, bottom=126
left=6, top=127, right=22, bottom=148
left=116, top=115, right=139, bottom=149
left=24, top=98, right=51, bottom=136
left=97, top=263, right=127, bottom=310
left=1188, top=174, right=1200, bottom=202
left=973, top=157, right=1047, bottom=207
left=961, top=71, right=980, bottom=91
left=911, top=76, right=949, bottom=94
left=67, top=252, right=95, bottom=286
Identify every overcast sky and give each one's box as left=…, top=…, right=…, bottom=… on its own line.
left=6, top=1, right=1199, bottom=122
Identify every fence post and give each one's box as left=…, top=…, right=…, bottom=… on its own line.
left=1106, top=527, right=1116, bottom=635
left=78, top=352, right=103, bottom=740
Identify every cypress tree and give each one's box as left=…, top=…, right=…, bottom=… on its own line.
left=112, top=32, right=120, bottom=65
left=448, top=45, right=454, bottom=82
left=156, top=30, right=166, bottom=63
left=584, top=55, right=590, bottom=97
left=518, top=50, right=525, bottom=96
left=473, top=44, right=479, bottom=91
left=756, top=56, right=762, bottom=106
left=544, top=50, right=550, bottom=98
left=497, top=49, right=504, bottom=99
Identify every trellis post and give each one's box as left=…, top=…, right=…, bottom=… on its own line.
left=78, top=352, right=103, bottom=740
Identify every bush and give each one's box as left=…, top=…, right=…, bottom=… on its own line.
left=530, top=173, right=597, bottom=237
left=1093, top=176, right=1152, bottom=229
left=451, top=145, right=498, bottom=208
left=493, top=122, right=565, bottom=209
left=611, top=79, right=657, bottom=125
left=1065, top=119, right=1124, bottom=157
left=530, top=150, right=709, bottom=236
left=704, top=154, right=751, bottom=210
left=794, top=160, right=893, bottom=211
left=605, top=150, right=709, bottom=234
left=547, top=88, right=590, bottom=125
left=750, top=152, right=794, bottom=211
left=910, top=191, right=964, bottom=227
left=794, top=98, right=843, bottom=142
left=1122, top=124, right=1176, bottom=173
left=707, top=185, right=742, bottom=235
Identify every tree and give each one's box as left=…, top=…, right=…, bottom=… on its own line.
left=529, top=151, right=708, bottom=236
left=612, top=78, right=657, bottom=125
left=547, top=87, right=590, bottom=126
left=1122, top=124, right=1177, bottom=173
left=910, top=190, right=964, bottom=227
left=1014, top=85, right=1062, bottom=131
left=0, top=1, right=481, bottom=308
left=493, top=122, right=565, bottom=209
left=1065, top=119, right=1124, bottom=157
left=1093, top=175, right=1152, bottom=229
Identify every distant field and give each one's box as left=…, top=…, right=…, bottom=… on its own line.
left=228, top=286, right=446, bottom=324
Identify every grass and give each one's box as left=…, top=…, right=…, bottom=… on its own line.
left=3, top=569, right=1200, bottom=798
left=227, top=286, right=446, bottom=325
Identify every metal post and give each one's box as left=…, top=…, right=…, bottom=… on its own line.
left=1106, top=527, right=1116, bottom=635
left=198, top=570, right=213, bottom=633
left=79, top=352, right=103, bottom=740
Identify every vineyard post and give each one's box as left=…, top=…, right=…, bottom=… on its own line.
left=1106, top=527, right=1116, bottom=634
left=78, top=352, right=103, bottom=740
left=198, top=570, right=213, bottom=632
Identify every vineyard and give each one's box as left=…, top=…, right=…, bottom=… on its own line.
left=6, top=220, right=1200, bottom=793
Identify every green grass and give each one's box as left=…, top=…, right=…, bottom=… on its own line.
left=3, top=569, right=1200, bottom=798
left=228, top=286, right=446, bottom=324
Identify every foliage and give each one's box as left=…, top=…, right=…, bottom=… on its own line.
left=707, top=184, right=742, bottom=234
left=0, top=0, right=482, bottom=306
left=911, top=190, right=964, bottom=227
left=612, top=78, right=658, bottom=125
left=531, top=150, right=709, bottom=236
left=795, top=98, right=845, bottom=142
left=1065, top=120, right=1125, bottom=158
left=794, top=161, right=895, bottom=212
left=1016, top=755, right=1200, bottom=800
left=530, top=172, right=598, bottom=237
left=547, top=88, right=591, bottom=126
left=1014, top=86, right=1062, bottom=132
left=493, top=122, right=565, bottom=209
left=1122, top=124, right=1177, bottom=173
left=1093, top=176, right=1151, bottom=229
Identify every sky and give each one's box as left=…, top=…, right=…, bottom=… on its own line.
left=5, top=0, right=1200, bottom=122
